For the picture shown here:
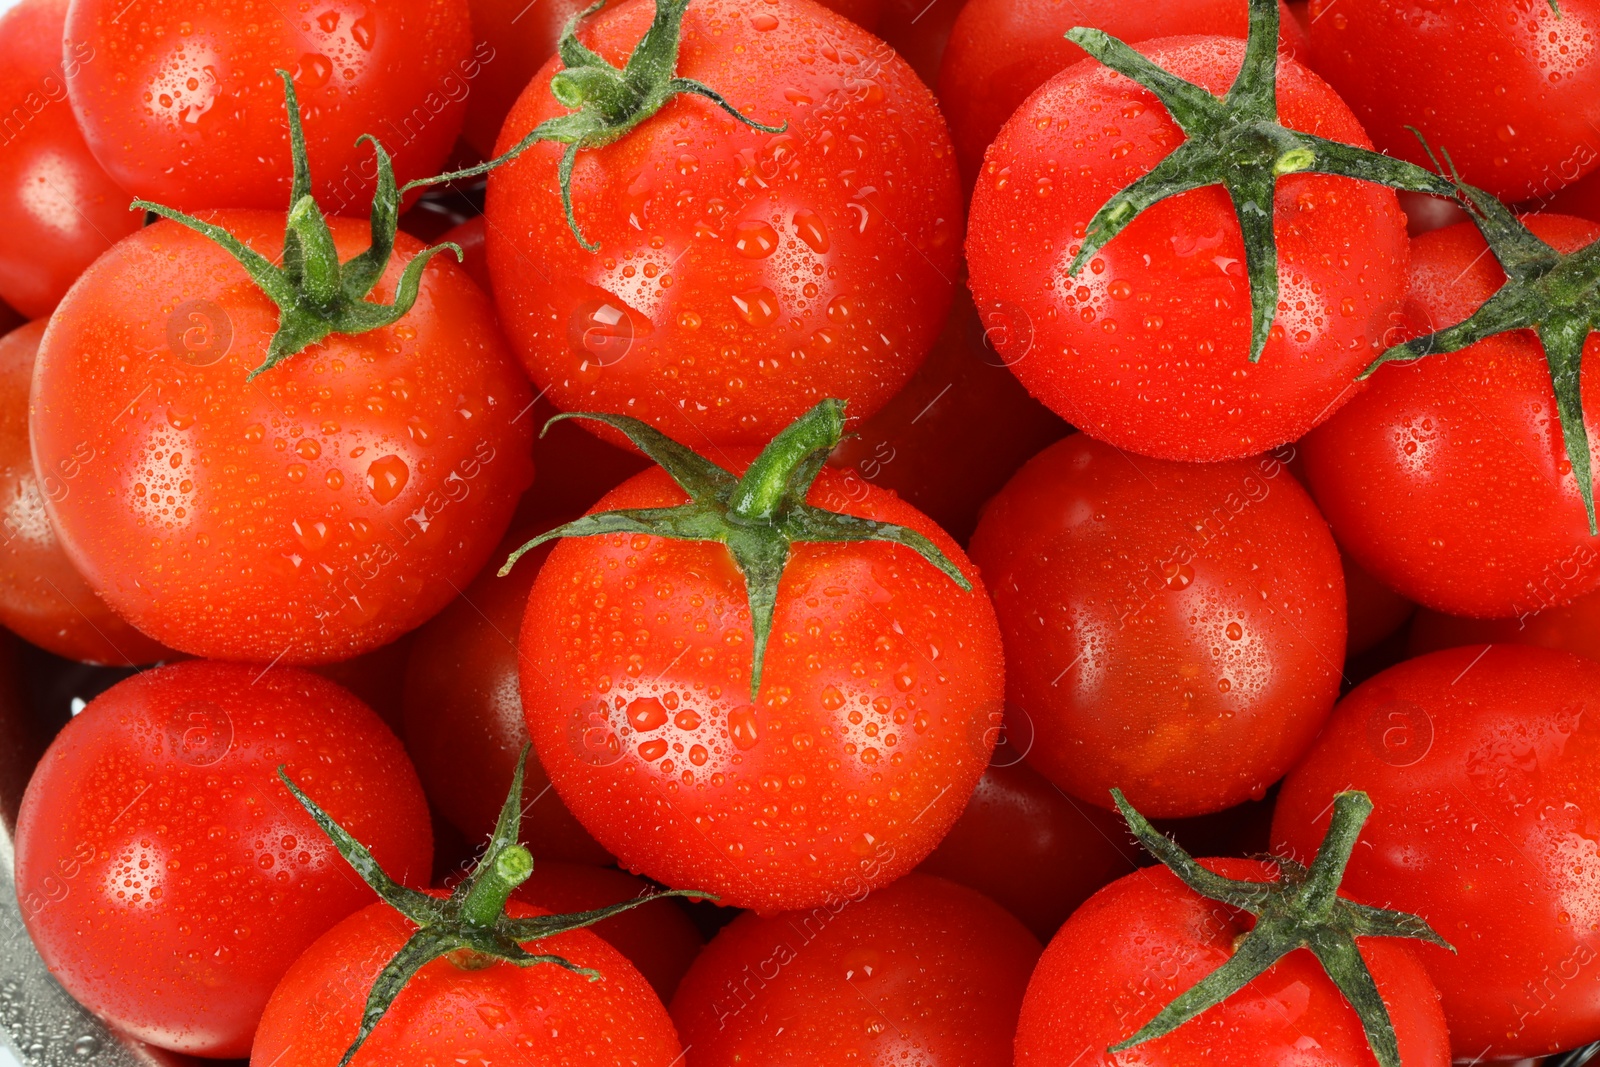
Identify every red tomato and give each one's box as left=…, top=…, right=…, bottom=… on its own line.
left=520, top=462, right=1003, bottom=912
left=875, top=0, right=965, bottom=86
left=1273, top=645, right=1600, bottom=1059
left=64, top=0, right=472, bottom=213
left=1306, top=0, right=1600, bottom=203
left=0, top=321, right=168, bottom=665
left=30, top=211, right=534, bottom=663
left=251, top=894, right=681, bottom=1067
left=1015, top=858, right=1450, bottom=1067
left=966, top=37, right=1408, bottom=462
left=1545, top=167, right=1600, bottom=223
left=515, top=861, right=704, bottom=1000
left=485, top=0, right=962, bottom=447
left=1344, top=551, right=1414, bottom=657
left=0, top=0, right=140, bottom=319
left=917, top=757, right=1135, bottom=941
left=1302, top=215, right=1600, bottom=619
left=939, top=0, right=1307, bottom=187
left=968, top=433, right=1346, bottom=817
left=14, top=660, right=432, bottom=1057
left=403, top=528, right=612, bottom=863
left=1409, top=588, right=1600, bottom=664
left=461, top=0, right=592, bottom=157
left=309, top=632, right=414, bottom=733
left=670, top=874, right=1039, bottom=1065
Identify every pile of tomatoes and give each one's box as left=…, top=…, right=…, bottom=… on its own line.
left=5, top=0, right=1600, bottom=1062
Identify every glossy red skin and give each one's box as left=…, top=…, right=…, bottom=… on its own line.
left=1409, top=587, right=1600, bottom=664
left=520, top=462, right=1004, bottom=912
left=967, top=37, right=1408, bottom=462
left=1273, top=646, right=1600, bottom=1059
left=875, top=0, right=965, bottom=86
left=461, top=0, right=592, bottom=157
left=64, top=0, right=471, bottom=214
left=1545, top=167, right=1600, bottom=222
left=31, top=210, right=534, bottom=663
left=1016, top=858, right=1450, bottom=1067
left=0, top=0, right=140, bottom=319
left=310, top=631, right=414, bottom=733
left=969, top=433, right=1346, bottom=817
left=917, top=758, right=1135, bottom=941
left=939, top=0, right=1307, bottom=187
left=486, top=0, right=962, bottom=448
left=1303, top=215, right=1600, bottom=619
left=515, top=861, right=704, bottom=1001
left=0, top=322, right=169, bottom=664
left=670, top=874, right=1039, bottom=1066
left=251, top=894, right=681, bottom=1067
left=1308, top=0, right=1600, bottom=203
left=403, top=529, right=612, bottom=862
left=1344, top=550, right=1414, bottom=656
left=14, top=661, right=432, bottom=1057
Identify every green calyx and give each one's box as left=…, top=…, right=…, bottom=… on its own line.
left=1361, top=137, right=1600, bottom=534
left=430, top=0, right=784, bottom=251
left=133, top=71, right=464, bottom=378
left=1062, top=0, right=1455, bottom=362
left=500, top=400, right=971, bottom=699
left=279, top=746, right=709, bottom=1067
left=1110, top=789, right=1452, bottom=1067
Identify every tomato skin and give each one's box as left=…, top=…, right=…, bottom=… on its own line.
left=31, top=210, right=534, bottom=663
left=64, top=0, right=471, bottom=213
left=1016, top=858, right=1450, bottom=1067
left=251, top=894, right=681, bottom=1067
left=485, top=0, right=962, bottom=448
left=939, top=0, right=1307, bottom=187
left=1307, top=0, right=1600, bottom=203
left=875, top=0, right=964, bottom=86
left=1343, top=550, right=1413, bottom=657
left=0, top=0, right=141, bottom=319
left=1302, top=215, right=1600, bottom=620
left=1409, top=588, right=1600, bottom=664
left=670, top=874, right=1039, bottom=1066
left=14, top=660, right=432, bottom=1058
left=1273, top=646, right=1600, bottom=1059
left=0, top=321, right=168, bottom=665
left=966, top=37, right=1407, bottom=462
left=461, top=0, right=591, bottom=157
left=519, top=462, right=1004, bottom=912
left=969, top=433, right=1346, bottom=818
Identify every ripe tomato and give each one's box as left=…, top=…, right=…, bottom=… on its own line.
left=485, top=0, right=962, bottom=447
left=14, top=660, right=432, bottom=1057
left=520, top=460, right=1003, bottom=912
left=515, top=861, right=704, bottom=1000
left=917, top=757, right=1135, bottom=941
left=1344, top=550, right=1414, bottom=657
left=31, top=210, right=534, bottom=663
left=1306, top=0, right=1600, bottom=203
left=670, top=874, right=1039, bottom=1065
left=939, top=0, right=1307, bottom=187
left=1273, top=645, right=1600, bottom=1059
left=966, top=37, right=1408, bottom=462
left=0, top=0, right=141, bottom=319
left=1302, top=215, right=1600, bottom=619
left=251, top=893, right=682, bottom=1067
left=1409, top=588, right=1600, bottom=664
left=308, top=632, right=414, bottom=734
left=875, top=0, right=964, bottom=86
left=0, top=321, right=168, bottom=665
left=64, top=0, right=473, bottom=214
left=1015, top=858, right=1450, bottom=1067
left=403, top=528, right=612, bottom=862
left=968, top=433, right=1346, bottom=818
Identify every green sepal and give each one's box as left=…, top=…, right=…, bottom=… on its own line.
left=503, top=400, right=973, bottom=699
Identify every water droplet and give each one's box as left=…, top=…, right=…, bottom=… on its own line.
left=732, top=286, right=779, bottom=327
left=794, top=210, right=830, bottom=254
left=366, top=454, right=409, bottom=503
left=751, top=11, right=778, bottom=30
left=733, top=220, right=779, bottom=259
left=728, top=706, right=760, bottom=750
left=628, top=696, right=668, bottom=731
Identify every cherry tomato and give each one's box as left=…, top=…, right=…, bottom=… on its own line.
left=917, top=757, right=1135, bottom=941
left=461, top=0, right=592, bottom=157
left=14, top=660, right=432, bottom=1057
left=31, top=210, right=534, bottom=663
left=1302, top=215, right=1600, bottom=619
left=251, top=894, right=682, bottom=1067
left=520, top=461, right=1003, bottom=912
left=670, top=874, right=1039, bottom=1065
left=64, top=0, right=473, bottom=213
left=310, top=632, right=414, bottom=733
left=515, top=861, right=704, bottom=1000
left=485, top=0, right=963, bottom=447
left=0, top=0, right=141, bottom=319
left=0, top=321, right=168, bottom=665
left=966, top=37, right=1408, bottom=462
left=1344, top=550, right=1414, bottom=657
left=1306, top=0, right=1600, bottom=203
left=939, top=0, right=1307, bottom=186
left=1015, top=858, right=1450, bottom=1067
left=968, top=433, right=1346, bottom=817
left=1409, top=587, right=1600, bottom=664
left=1273, top=645, right=1600, bottom=1059
left=875, top=0, right=965, bottom=86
